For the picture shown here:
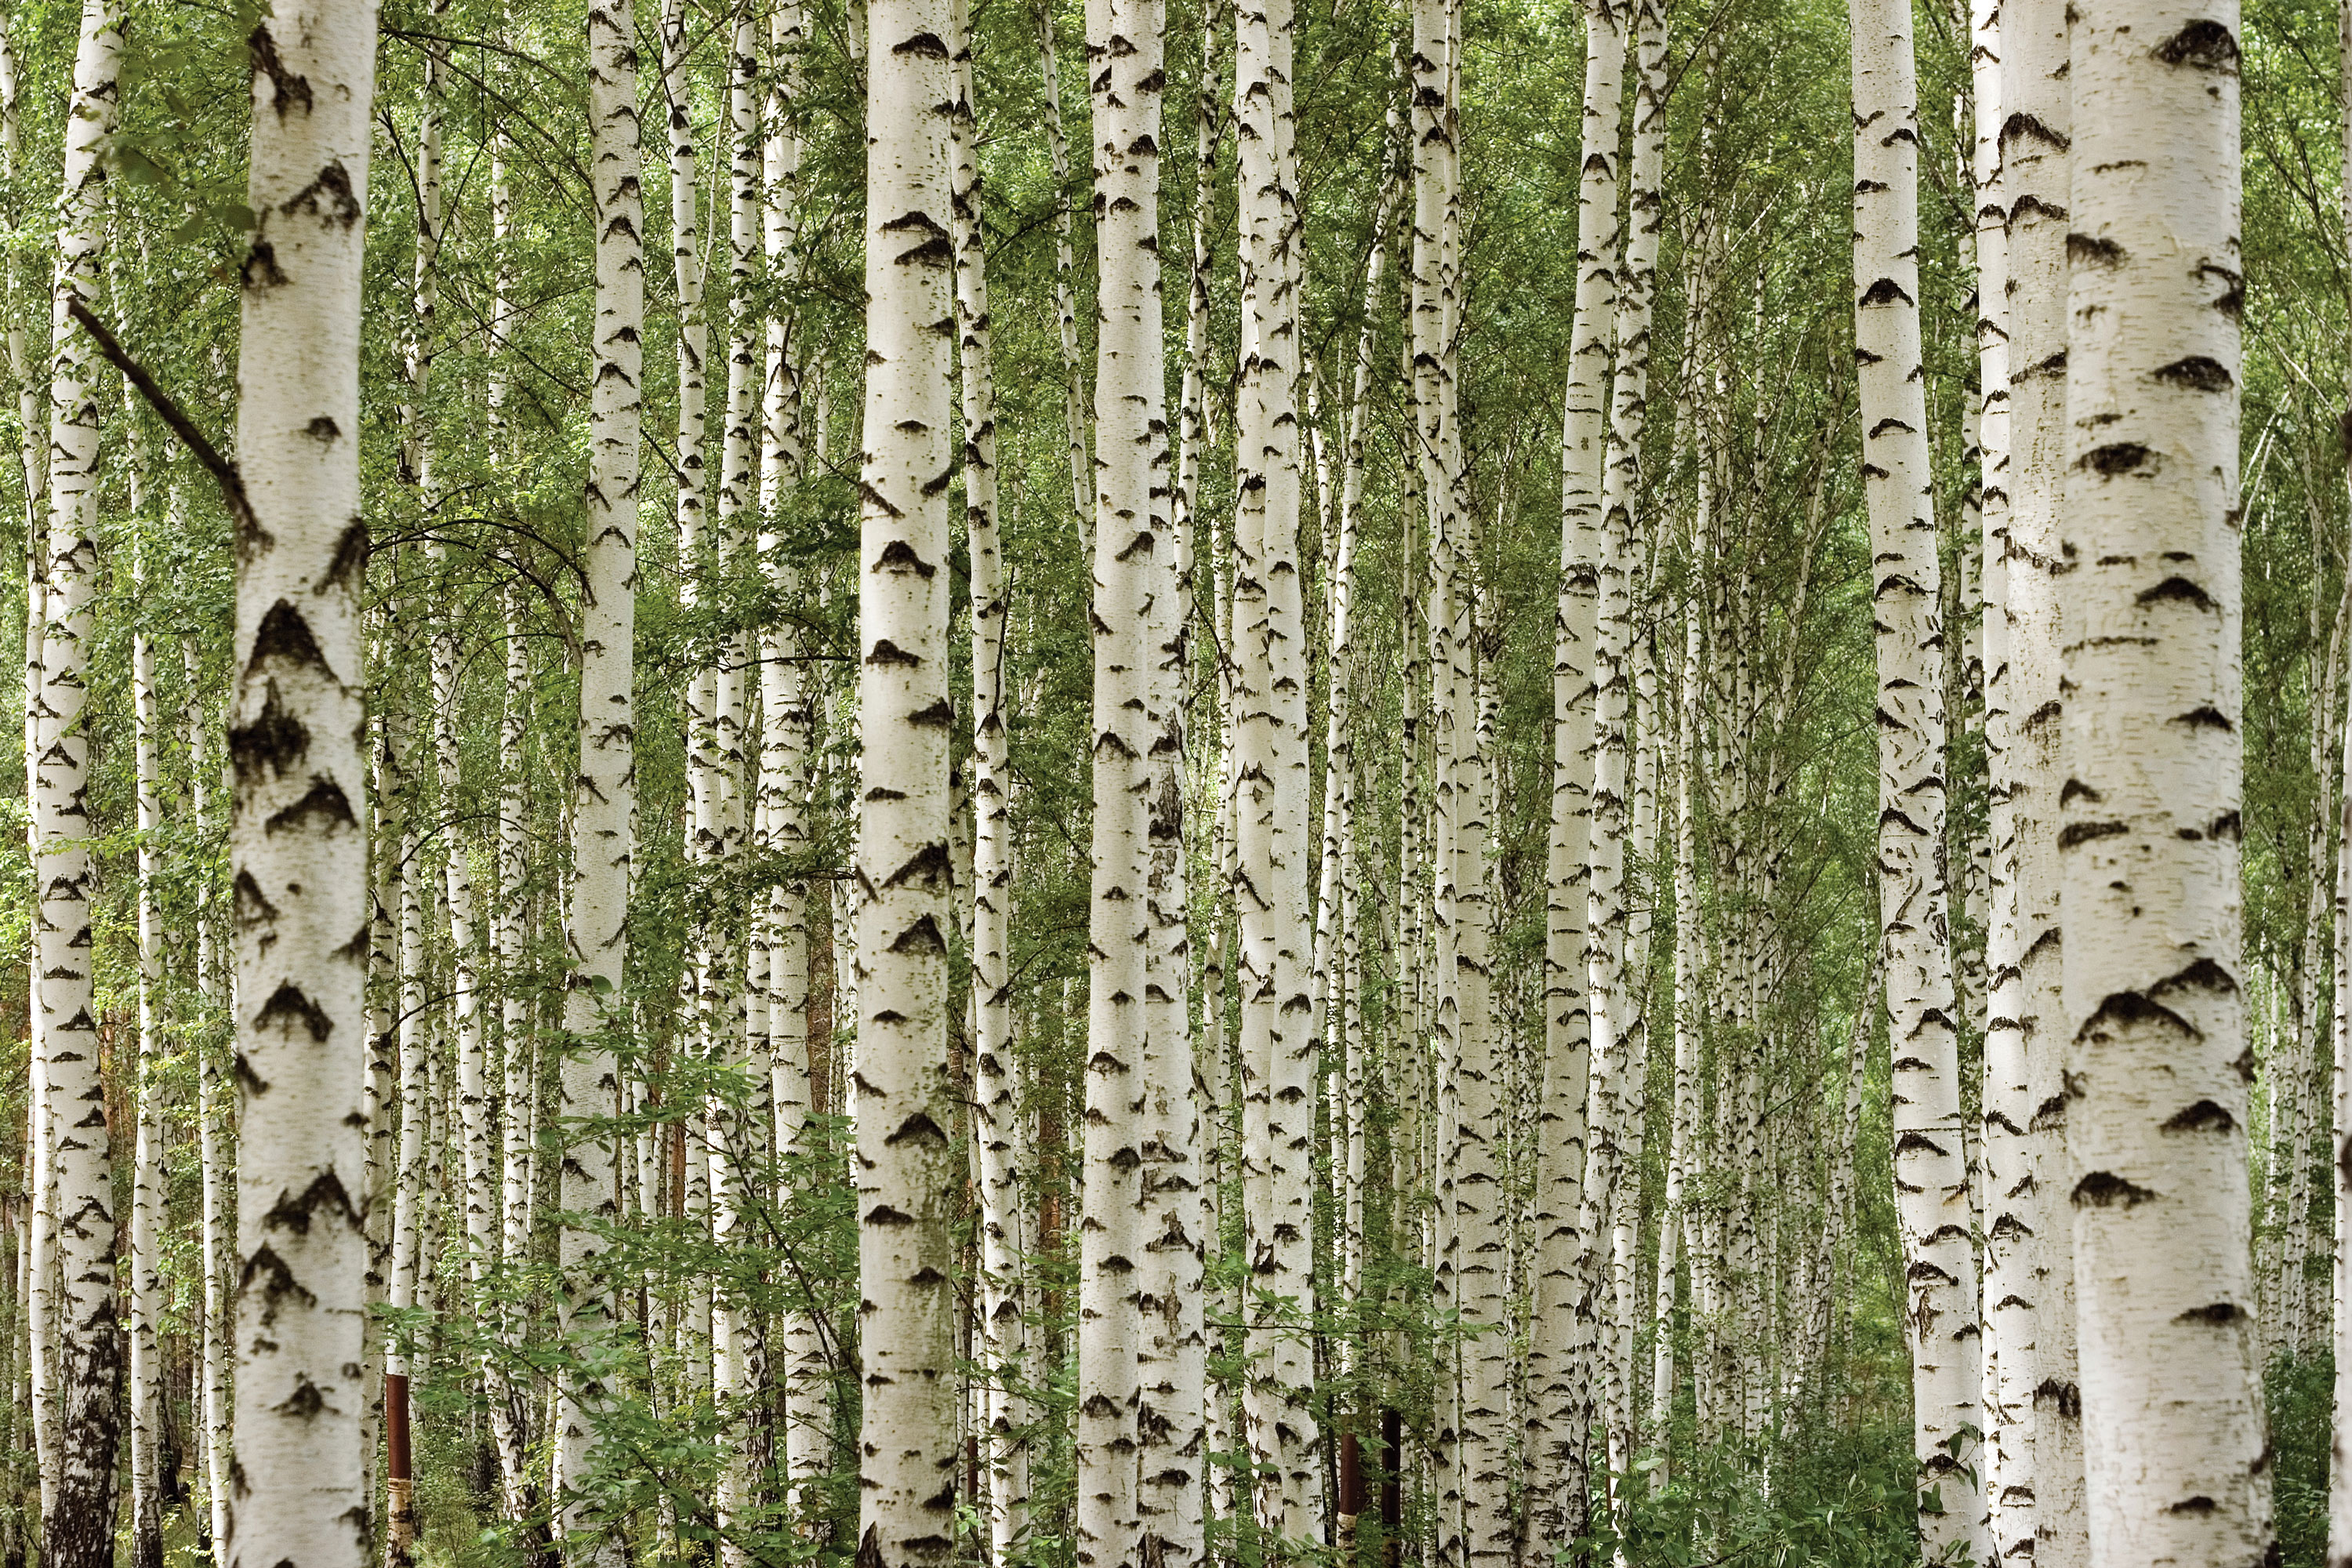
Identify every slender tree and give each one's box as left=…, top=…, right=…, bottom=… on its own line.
left=2060, top=0, right=2267, bottom=1555
left=31, top=2, right=124, bottom=1559
left=554, top=0, right=643, bottom=1550
left=854, top=0, right=962, bottom=1559
left=225, top=1, right=377, bottom=1565
left=1849, top=0, right=1980, bottom=1550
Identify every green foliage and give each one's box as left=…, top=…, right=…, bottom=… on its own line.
left=2270, top=1352, right=2332, bottom=1568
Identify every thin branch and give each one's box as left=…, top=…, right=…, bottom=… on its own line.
left=65, top=295, right=256, bottom=539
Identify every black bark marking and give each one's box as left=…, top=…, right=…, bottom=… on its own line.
left=2056, top=820, right=2126, bottom=850
left=865, top=1204, right=916, bottom=1225
left=866, top=638, right=921, bottom=666
left=1858, top=277, right=1913, bottom=308
left=267, top=777, right=359, bottom=835
left=230, top=681, right=310, bottom=786
left=262, top=1170, right=361, bottom=1236
left=2170, top=704, right=2233, bottom=731
left=886, top=1111, right=949, bottom=1145
left=892, top=30, right=950, bottom=54
left=2067, top=233, right=2125, bottom=267
left=881, top=840, right=953, bottom=892
left=2173, top=1303, right=2241, bottom=1326
left=2079, top=988, right=2198, bottom=1042
left=241, top=1243, right=318, bottom=1320
left=2081, top=442, right=2156, bottom=477
left=2072, top=1171, right=2158, bottom=1207
left=247, top=26, right=314, bottom=116
left=2137, top=575, right=2219, bottom=610
left=2033, top=1378, right=2082, bottom=1418
left=2152, top=19, right=2239, bottom=67
left=2160, top=1098, right=2234, bottom=1133
left=1999, top=111, right=2070, bottom=151
left=886, top=913, right=948, bottom=953
left=2154, top=355, right=2232, bottom=391
left=254, top=983, right=334, bottom=1042
left=873, top=537, right=938, bottom=577
left=281, top=161, right=362, bottom=228
left=321, top=521, right=368, bottom=593
left=249, top=598, right=331, bottom=675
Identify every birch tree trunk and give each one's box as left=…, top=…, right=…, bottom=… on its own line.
left=187, top=642, right=234, bottom=1556
left=1076, top=0, right=1163, bottom=1539
left=2060, top=0, right=2267, bottom=1556
left=490, top=586, right=536, bottom=1532
left=227, top=1, right=377, bottom=1563
left=2000, top=0, right=2085, bottom=1552
left=1232, top=0, right=1318, bottom=1533
left=1650, top=586, right=1703, bottom=1493
left=127, top=410, right=165, bottom=1568
left=1037, top=0, right=1092, bottom=543
left=949, top=2, right=1027, bottom=1551
left=1597, top=0, right=1664, bottom=1504
left=386, top=810, right=428, bottom=1567
left=2333, top=634, right=2352, bottom=1567
left=1848, top=0, right=1980, bottom=1550
left=1526, top=0, right=1621, bottom=1541
left=32, top=3, right=122, bottom=1558
left=855, top=0, right=961, bottom=1562
left=764, top=0, right=830, bottom=1523
left=1972, top=0, right=2036, bottom=1549
left=2337, top=0, right=2352, bottom=1539
left=554, top=0, right=642, bottom=1550
left=708, top=20, right=764, bottom=1555
left=1406, top=0, right=1467, bottom=1549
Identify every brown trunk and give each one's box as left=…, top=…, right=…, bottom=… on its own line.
left=384, top=1370, right=416, bottom=1568
left=1337, top=1428, right=1364, bottom=1563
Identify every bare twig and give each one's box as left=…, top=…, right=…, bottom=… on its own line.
left=64, top=294, right=256, bottom=539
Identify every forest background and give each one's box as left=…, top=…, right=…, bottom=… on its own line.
left=0, top=0, right=2335, bottom=1557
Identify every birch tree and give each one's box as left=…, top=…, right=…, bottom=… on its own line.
left=555, top=0, right=643, bottom=1547
left=2060, top=0, right=2267, bottom=1556
left=854, top=0, right=962, bottom=1560
left=31, top=3, right=123, bottom=1559
left=1527, top=0, right=1621, bottom=1540
left=225, top=1, right=377, bottom=1564
left=1231, top=0, right=1319, bottom=1532
left=1849, top=0, right=1980, bottom=1549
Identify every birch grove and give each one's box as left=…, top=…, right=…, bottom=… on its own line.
left=0, top=0, right=2332, bottom=1563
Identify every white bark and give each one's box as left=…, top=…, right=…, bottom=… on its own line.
left=951, top=0, right=1029, bottom=1536
left=490, top=586, right=535, bottom=1528
left=855, top=0, right=961, bottom=1559
left=556, top=0, right=642, bottom=1549
left=386, top=811, right=428, bottom=1561
left=664, top=0, right=709, bottom=567
left=1408, top=0, right=1466, bottom=1548
left=1597, top=0, right=1663, bottom=1504
left=1973, top=0, right=2034, bottom=1546
left=1076, top=0, right=1154, bottom=1534
left=1649, top=591, right=1703, bottom=1490
left=227, top=0, right=377, bottom=1561
left=33, top=3, right=122, bottom=1558
left=1232, top=0, right=1317, bottom=1532
left=764, top=0, right=829, bottom=1523
left=2000, top=0, right=2085, bottom=1552
left=1038, top=0, right=1093, bottom=542
left=2336, top=3, right=2352, bottom=1537
left=1527, top=0, right=1620, bottom=1541
left=2060, top=0, right=2265, bottom=1556
left=187, top=640, right=234, bottom=1556
left=1849, top=0, right=1980, bottom=1550
left=128, top=401, right=165, bottom=1568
